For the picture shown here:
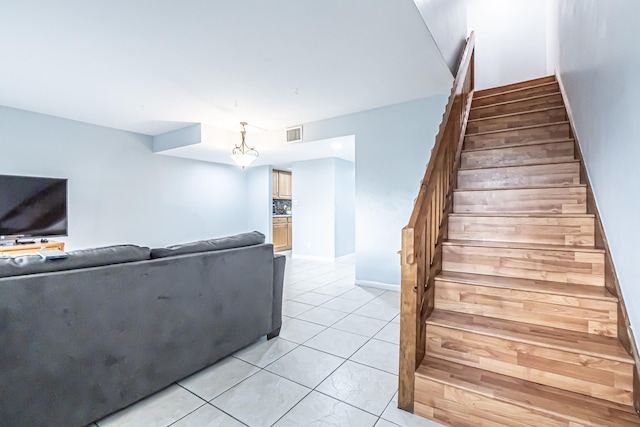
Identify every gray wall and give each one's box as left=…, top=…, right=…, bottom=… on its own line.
left=334, top=158, right=356, bottom=258
left=300, top=95, right=448, bottom=286
left=0, top=106, right=249, bottom=250
left=551, top=0, right=640, bottom=339
left=414, top=0, right=468, bottom=73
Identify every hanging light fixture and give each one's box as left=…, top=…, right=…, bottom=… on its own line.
left=230, top=121, right=259, bottom=169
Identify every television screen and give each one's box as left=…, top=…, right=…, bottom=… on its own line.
left=0, top=174, right=68, bottom=239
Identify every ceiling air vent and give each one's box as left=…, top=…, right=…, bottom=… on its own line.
left=286, top=126, right=303, bottom=143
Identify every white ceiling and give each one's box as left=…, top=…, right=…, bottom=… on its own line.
left=0, top=0, right=452, bottom=165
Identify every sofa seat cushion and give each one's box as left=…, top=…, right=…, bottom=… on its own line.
left=150, top=231, right=265, bottom=259
left=0, top=244, right=150, bottom=278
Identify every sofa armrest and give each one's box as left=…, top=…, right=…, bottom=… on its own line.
left=269, top=254, right=286, bottom=339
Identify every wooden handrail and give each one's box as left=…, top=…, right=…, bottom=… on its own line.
left=398, top=31, right=475, bottom=412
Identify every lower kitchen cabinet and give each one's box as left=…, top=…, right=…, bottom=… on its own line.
left=273, top=217, right=292, bottom=251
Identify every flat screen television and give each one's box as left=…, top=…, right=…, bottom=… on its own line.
left=0, top=174, right=68, bottom=240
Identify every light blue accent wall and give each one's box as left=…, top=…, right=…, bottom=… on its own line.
left=334, top=158, right=355, bottom=258
left=0, top=106, right=248, bottom=250
left=245, top=165, right=272, bottom=242
left=152, top=123, right=201, bottom=151
left=299, top=95, right=448, bottom=285
left=291, top=158, right=336, bottom=259
left=552, top=0, right=640, bottom=340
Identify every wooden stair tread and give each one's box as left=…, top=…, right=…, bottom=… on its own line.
left=449, top=213, right=595, bottom=218
left=466, top=121, right=570, bottom=137
left=460, top=157, right=577, bottom=171
left=474, top=76, right=557, bottom=97
left=453, top=183, right=587, bottom=192
left=415, top=358, right=640, bottom=426
left=467, top=105, right=566, bottom=123
left=435, top=271, right=614, bottom=301
left=458, top=159, right=579, bottom=172
left=462, top=137, right=574, bottom=153
left=458, top=159, right=580, bottom=171
left=443, top=239, right=604, bottom=254
left=474, top=81, right=559, bottom=101
left=426, top=310, right=631, bottom=362
left=471, top=91, right=562, bottom=111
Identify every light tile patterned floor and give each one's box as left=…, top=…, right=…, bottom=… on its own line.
left=92, top=255, right=444, bottom=427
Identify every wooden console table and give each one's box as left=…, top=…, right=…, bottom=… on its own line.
left=0, top=241, right=65, bottom=257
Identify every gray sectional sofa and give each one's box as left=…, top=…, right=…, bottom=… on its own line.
left=0, top=231, right=285, bottom=427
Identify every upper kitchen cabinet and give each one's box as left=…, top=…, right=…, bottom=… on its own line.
left=272, top=170, right=292, bottom=199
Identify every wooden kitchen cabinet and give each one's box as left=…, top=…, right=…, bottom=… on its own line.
left=272, top=170, right=292, bottom=199
left=273, top=216, right=292, bottom=251
left=287, top=217, right=292, bottom=248
left=277, top=171, right=292, bottom=198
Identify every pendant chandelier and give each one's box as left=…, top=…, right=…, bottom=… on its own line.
left=230, top=122, right=259, bottom=169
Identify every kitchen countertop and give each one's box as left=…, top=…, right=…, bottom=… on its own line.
left=273, top=214, right=292, bottom=217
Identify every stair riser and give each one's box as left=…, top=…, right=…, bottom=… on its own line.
left=453, top=186, right=587, bottom=215
left=473, top=83, right=560, bottom=107
left=467, top=108, right=567, bottom=134
left=425, top=324, right=633, bottom=405
left=448, top=215, right=595, bottom=246
left=461, top=141, right=575, bottom=169
left=474, top=76, right=557, bottom=98
left=415, top=379, right=581, bottom=427
left=464, top=123, right=571, bottom=150
left=458, top=162, right=580, bottom=189
left=469, top=93, right=564, bottom=120
left=434, top=281, right=617, bottom=336
left=442, top=245, right=604, bottom=286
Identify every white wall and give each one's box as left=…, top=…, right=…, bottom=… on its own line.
left=0, top=106, right=249, bottom=250
left=334, top=158, right=356, bottom=258
left=245, top=165, right=272, bottom=241
left=467, top=0, right=548, bottom=89
left=549, top=0, right=640, bottom=343
left=291, top=158, right=336, bottom=260
left=414, top=0, right=468, bottom=73
left=299, top=95, right=448, bottom=286
left=545, top=0, right=560, bottom=75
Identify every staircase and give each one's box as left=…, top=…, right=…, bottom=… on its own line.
left=410, top=76, right=640, bottom=426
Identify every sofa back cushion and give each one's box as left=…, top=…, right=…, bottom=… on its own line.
left=0, top=245, right=151, bottom=278
left=150, top=231, right=265, bottom=259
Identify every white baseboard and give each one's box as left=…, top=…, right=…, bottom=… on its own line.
left=355, top=279, right=400, bottom=292
left=291, top=252, right=355, bottom=263
left=335, top=253, right=355, bottom=263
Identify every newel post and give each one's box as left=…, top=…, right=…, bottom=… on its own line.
left=398, top=227, right=418, bottom=411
